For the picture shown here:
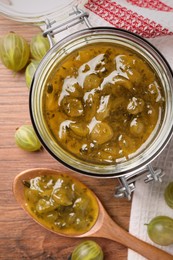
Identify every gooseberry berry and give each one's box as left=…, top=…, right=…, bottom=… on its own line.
left=71, top=240, right=104, bottom=260
left=15, top=125, right=41, bottom=152
left=25, top=60, right=40, bottom=88
left=0, top=32, right=30, bottom=71
left=147, top=216, right=173, bottom=246
left=30, top=33, right=50, bottom=61
left=164, top=182, right=173, bottom=209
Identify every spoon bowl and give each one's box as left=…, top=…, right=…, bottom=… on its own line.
left=13, top=168, right=173, bottom=260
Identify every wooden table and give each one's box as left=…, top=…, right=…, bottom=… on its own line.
left=0, top=16, right=131, bottom=260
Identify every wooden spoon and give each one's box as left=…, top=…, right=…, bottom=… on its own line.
left=13, top=168, right=173, bottom=260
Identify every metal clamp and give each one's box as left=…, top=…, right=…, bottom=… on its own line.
left=115, top=177, right=135, bottom=200
left=144, top=164, right=164, bottom=183
left=114, top=164, right=164, bottom=200
left=43, top=6, right=91, bottom=46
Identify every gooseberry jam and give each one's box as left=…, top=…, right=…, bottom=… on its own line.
left=23, top=174, right=99, bottom=235
left=43, top=43, right=164, bottom=164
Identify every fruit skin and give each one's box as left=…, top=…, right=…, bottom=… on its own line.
left=30, top=33, right=50, bottom=61
left=25, top=60, right=40, bottom=88
left=164, top=182, right=173, bottom=209
left=0, top=32, right=30, bottom=71
left=147, top=216, right=173, bottom=246
left=15, top=125, right=41, bottom=152
left=71, top=240, right=104, bottom=260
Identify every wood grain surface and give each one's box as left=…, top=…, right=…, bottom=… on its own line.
left=0, top=15, right=131, bottom=260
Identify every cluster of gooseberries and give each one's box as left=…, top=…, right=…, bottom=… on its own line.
left=0, top=31, right=50, bottom=151
left=0, top=31, right=50, bottom=87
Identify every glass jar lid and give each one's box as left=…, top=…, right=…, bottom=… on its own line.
left=0, top=0, right=84, bottom=23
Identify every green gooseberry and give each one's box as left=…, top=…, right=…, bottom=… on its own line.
left=164, top=182, right=173, bottom=209
left=71, top=240, right=104, bottom=260
left=0, top=32, right=30, bottom=72
left=25, top=60, right=40, bottom=88
left=30, top=33, right=50, bottom=61
left=147, top=216, right=173, bottom=246
left=15, top=125, right=41, bottom=152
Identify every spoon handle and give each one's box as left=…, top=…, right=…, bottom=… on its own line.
left=97, top=213, right=173, bottom=260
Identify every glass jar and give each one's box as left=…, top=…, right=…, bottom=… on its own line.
left=30, top=27, right=173, bottom=178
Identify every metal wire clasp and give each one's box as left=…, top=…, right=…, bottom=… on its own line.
left=114, top=164, right=164, bottom=200
left=43, top=6, right=92, bottom=47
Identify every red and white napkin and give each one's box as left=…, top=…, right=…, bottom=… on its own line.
left=46, top=1, right=173, bottom=259
left=85, top=0, right=173, bottom=38
left=84, top=0, right=173, bottom=68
